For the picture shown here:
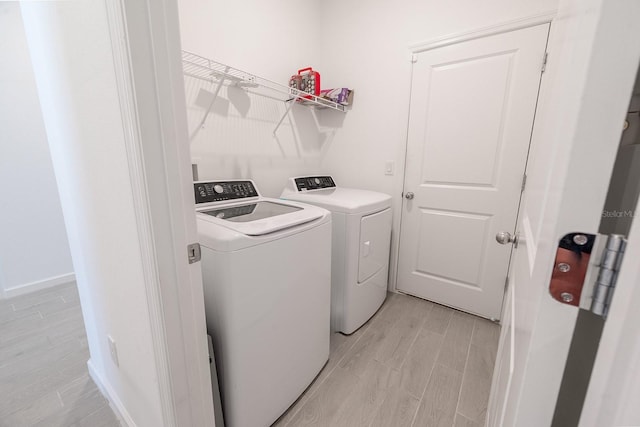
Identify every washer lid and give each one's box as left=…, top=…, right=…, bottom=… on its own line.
left=197, top=199, right=325, bottom=236
left=281, top=187, right=391, bottom=214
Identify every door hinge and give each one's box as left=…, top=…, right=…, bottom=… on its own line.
left=589, top=234, right=627, bottom=318
left=549, top=232, right=626, bottom=318
left=188, top=242, right=201, bottom=264
left=521, top=174, right=527, bottom=193
left=541, top=52, right=548, bottom=73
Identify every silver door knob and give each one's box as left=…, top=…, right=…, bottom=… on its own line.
left=405, top=192, right=415, bottom=200
left=496, top=231, right=516, bottom=245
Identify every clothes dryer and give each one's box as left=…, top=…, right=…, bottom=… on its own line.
left=282, top=176, right=391, bottom=334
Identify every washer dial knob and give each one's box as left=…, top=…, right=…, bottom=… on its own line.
left=213, top=184, right=224, bottom=194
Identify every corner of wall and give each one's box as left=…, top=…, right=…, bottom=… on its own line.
left=87, top=359, right=137, bottom=427
left=2, top=273, right=76, bottom=299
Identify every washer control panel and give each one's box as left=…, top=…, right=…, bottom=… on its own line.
left=294, top=176, right=336, bottom=191
left=194, top=180, right=258, bottom=204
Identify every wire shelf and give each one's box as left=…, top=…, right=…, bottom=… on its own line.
left=181, top=50, right=347, bottom=135
left=182, top=51, right=257, bottom=86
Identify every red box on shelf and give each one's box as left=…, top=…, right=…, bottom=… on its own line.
left=289, top=67, right=321, bottom=100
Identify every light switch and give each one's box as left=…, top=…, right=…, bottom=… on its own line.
left=385, top=161, right=394, bottom=176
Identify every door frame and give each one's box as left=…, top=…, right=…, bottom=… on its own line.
left=104, top=0, right=214, bottom=425
left=580, top=198, right=640, bottom=425
left=390, top=11, right=556, bottom=296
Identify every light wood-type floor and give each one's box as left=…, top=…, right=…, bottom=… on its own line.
left=0, top=282, right=121, bottom=427
left=1, top=284, right=498, bottom=427
left=274, top=292, right=500, bottom=427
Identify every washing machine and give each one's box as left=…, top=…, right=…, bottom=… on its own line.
left=195, top=179, right=331, bottom=427
left=281, top=176, right=392, bottom=334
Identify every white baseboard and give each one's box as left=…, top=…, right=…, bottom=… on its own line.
left=2, top=272, right=76, bottom=299
left=87, top=359, right=137, bottom=427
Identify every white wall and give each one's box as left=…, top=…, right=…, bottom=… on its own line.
left=0, top=3, right=73, bottom=299
left=177, top=0, right=559, bottom=289
left=178, top=0, right=332, bottom=197
left=20, top=2, right=165, bottom=426
left=315, top=0, right=558, bottom=288
left=316, top=0, right=558, bottom=191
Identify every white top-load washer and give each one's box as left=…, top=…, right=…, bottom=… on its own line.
left=195, top=179, right=331, bottom=427
left=281, top=176, right=392, bottom=334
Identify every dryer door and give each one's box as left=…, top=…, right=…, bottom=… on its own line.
left=358, top=208, right=392, bottom=283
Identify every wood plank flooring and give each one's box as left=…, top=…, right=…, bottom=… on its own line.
left=1, top=284, right=498, bottom=427
left=273, top=292, right=500, bottom=427
left=0, top=283, right=121, bottom=427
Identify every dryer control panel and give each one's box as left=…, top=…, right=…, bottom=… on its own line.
left=294, top=176, right=336, bottom=192
left=194, top=180, right=259, bottom=204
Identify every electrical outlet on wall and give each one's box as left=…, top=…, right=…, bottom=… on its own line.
left=385, top=161, right=394, bottom=176
left=192, top=163, right=199, bottom=181
left=108, top=335, right=119, bottom=367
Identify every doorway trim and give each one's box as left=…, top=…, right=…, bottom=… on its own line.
left=103, top=1, right=176, bottom=424
left=389, top=11, right=556, bottom=293
left=103, top=0, right=214, bottom=425
left=410, top=11, right=557, bottom=53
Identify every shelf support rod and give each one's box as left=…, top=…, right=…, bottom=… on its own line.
left=189, top=66, right=228, bottom=143
left=273, top=99, right=296, bottom=135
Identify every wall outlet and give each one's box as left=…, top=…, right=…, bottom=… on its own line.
left=192, top=163, right=199, bottom=181
left=385, top=161, right=395, bottom=176
left=108, top=335, right=119, bottom=367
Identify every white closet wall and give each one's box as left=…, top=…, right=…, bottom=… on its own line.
left=178, top=0, right=331, bottom=197
left=316, top=0, right=558, bottom=193
left=0, top=2, right=73, bottom=299
left=315, top=0, right=558, bottom=288
left=177, top=0, right=561, bottom=290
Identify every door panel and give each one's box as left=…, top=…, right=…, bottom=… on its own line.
left=398, top=24, right=549, bottom=319
left=421, top=52, right=514, bottom=186
left=415, top=209, right=490, bottom=286
left=358, top=208, right=392, bottom=283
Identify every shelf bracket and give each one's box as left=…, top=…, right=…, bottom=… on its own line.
left=189, top=66, right=228, bottom=143
left=273, top=99, right=296, bottom=135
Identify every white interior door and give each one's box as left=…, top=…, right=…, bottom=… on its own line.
left=486, top=0, right=640, bottom=425
left=397, top=24, right=549, bottom=319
